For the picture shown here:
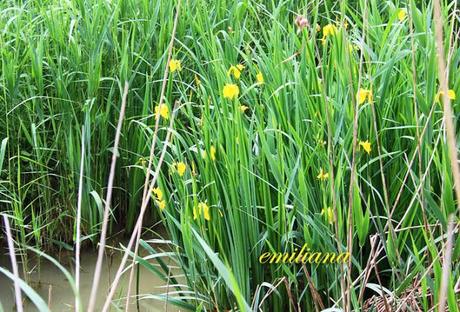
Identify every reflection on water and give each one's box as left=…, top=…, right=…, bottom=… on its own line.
left=0, top=245, right=182, bottom=312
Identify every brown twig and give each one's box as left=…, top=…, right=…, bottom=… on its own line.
left=283, top=278, right=298, bottom=312
left=302, top=264, right=325, bottom=311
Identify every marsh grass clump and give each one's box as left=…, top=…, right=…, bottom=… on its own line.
left=0, top=0, right=459, bottom=311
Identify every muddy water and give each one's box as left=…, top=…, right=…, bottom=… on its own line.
left=0, top=246, right=182, bottom=311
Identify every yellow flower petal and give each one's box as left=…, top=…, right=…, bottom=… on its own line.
left=358, top=89, right=367, bottom=104
left=256, top=72, right=264, bottom=84
left=169, top=59, right=182, bottom=73
left=323, top=24, right=337, bottom=37
left=223, top=84, right=239, bottom=100
left=239, top=105, right=249, bottom=113
left=322, top=24, right=337, bottom=43
left=157, top=200, right=166, bottom=210
left=368, top=89, right=373, bottom=103
left=359, top=140, right=372, bottom=155
left=227, top=65, right=244, bottom=80
left=357, top=89, right=372, bottom=105
left=195, top=202, right=210, bottom=221
left=152, top=187, right=163, bottom=201
left=202, top=204, right=211, bottom=221
left=154, top=104, right=169, bottom=120
left=317, top=168, right=329, bottom=181
left=321, top=207, right=334, bottom=224
left=436, top=89, right=456, bottom=102
left=398, top=9, right=407, bottom=22
left=176, top=161, right=186, bottom=177
left=193, top=205, right=199, bottom=220
left=210, top=145, right=216, bottom=161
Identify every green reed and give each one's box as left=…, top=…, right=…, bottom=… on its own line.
left=0, top=0, right=459, bottom=311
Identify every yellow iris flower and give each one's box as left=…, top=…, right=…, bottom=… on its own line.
left=256, top=72, right=264, bottom=84
left=169, top=59, right=182, bottom=73
left=223, top=84, right=239, bottom=100
left=359, top=140, right=372, bottom=155
left=152, top=187, right=166, bottom=210
left=227, top=64, right=244, bottom=79
left=321, top=207, right=334, bottom=224
left=175, top=161, right=186, bottom=177
left=398, top=9, right=407, bottom=22
left=193, top=202, right=211, bottom=221
left=152, top=187, right=163, bottom=201
left=435, top=89, right=456, bottom=102
left=357, top=88, right=373, bottom=105
left=157, top=200, right=166, bottom=210
left=317, top=168, right=329, bottom=181
left=321, top=24, right=337, bottom=44
left=154, top=104, right=169, bottom=120
left=210, top=145, right=216, bottom=161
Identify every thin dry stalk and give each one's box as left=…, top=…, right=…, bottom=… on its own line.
left=48, top=285, right=52, bottom=309
left=282, top=278, right=298, bottom=312
left=257, top=277, right=286, bottom=310
left=3, top=214, right=23, bottom=312
left=306, top=5, right=346, bottom=306
left=75, top=126, right=85, bottom=312
left=438, top=216, right=455, bottom=312
left=395, top=121, right=443, bottom=231
left=408, top=0, right=429, bottom=234
left=164, top=267, right=172, bottom=312
left=124, top=2, right=182, bottom=310
left=302, top=264, right=325, bottom=311
left=358, top=235, right=381, bottom=303
left=387, top=95, right=440, bottom=225
left=372, top=258, right=392, bottom=312
left=345, top=0, right=368, bottom=309
left=433, top=0, right=460, bottom=208
left=101, top=102, right=178, bottom=312
left=87, top=81, right=130, bottom=312
left=394, top=223, right=460, bottom=312
left=388, top=0, right=460, bottom=233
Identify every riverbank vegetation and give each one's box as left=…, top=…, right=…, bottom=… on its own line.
left=0, top=0, right=459, bottom=311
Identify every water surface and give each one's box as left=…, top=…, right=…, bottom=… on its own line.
left=0, top=245, right=181, bottom=311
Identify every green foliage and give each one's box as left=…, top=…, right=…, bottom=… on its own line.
left=0, top=0, right=459, bottom=311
